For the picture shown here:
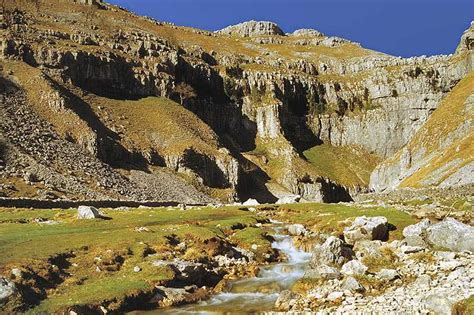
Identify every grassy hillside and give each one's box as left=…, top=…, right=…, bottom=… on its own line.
left=303, top=144, right=380, bottom=187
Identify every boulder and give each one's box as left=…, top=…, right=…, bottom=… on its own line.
left=77, top=205, right=102, bottom=219
left=276, top=195, right=301, bottom=205
left=425, top=218, right=474, bottom=252
left=310, top=236, right=354, bottom=267
left=287, top=224, right=308, bottom=236
left=153, top=285, right=208, bottom=308
left=304, top=264, right=341, bottom=280
left=242, top=198, right=260, bottom=206
left=327, top=291, right=344, bottom=301
left=0, top=277, right=16, bottom=302
left=341, top=260, right=368, bottom=276
left=424, top=294, right=454, bottom=315
left=402, top=219, right=431, bottom=238
left=343, top=216, right=388, bottom=245
left=342, top=276, right=365, bottom=293
left=353, top=240, right=384, bottom=259
left=402, top=235, right=428, bottom=248
left=275, top=290, right=300, bottom=311
left=376, top=268, right=399, bottom=281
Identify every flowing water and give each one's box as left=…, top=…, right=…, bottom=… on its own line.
left=157, top=223, right=312, bottom=314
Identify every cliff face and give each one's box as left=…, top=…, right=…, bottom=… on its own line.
left=0, top=1, right=472, bottom=203
left=370, top=72, right=474, bottom=192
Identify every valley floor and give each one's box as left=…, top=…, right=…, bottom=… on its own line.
left=0, top=198, right=472, bottom=314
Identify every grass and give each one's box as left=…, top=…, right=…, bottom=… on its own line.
left=361, top=246, right=400, bottom=273
left=303, top=144, right=381, bottom=187
left=0, top=206, right=263, bottom=313
left=453, top=295, right=474, bottom=315
left=275, top=203, right=417, bottom=240
left=86, top=95, right=221, bottom=156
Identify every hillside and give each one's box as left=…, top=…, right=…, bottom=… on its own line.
left=0, top=0, right=473, bottom=204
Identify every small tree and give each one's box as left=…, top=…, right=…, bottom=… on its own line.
left=174, top=83, right=197, bottom=105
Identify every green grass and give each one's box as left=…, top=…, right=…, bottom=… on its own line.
left=0, top=206, right=263, bottom=313
left=303, top=144, right=380, bottom=187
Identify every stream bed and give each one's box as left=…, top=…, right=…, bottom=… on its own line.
left=158, top=223, right=312, bottom=314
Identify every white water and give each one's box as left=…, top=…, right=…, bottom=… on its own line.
left=159, top=224, right=312, bottom=314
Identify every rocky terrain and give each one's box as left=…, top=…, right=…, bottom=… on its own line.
left=275, top=216, right=474, bottom=314
left=0, top=0, right=472, bottom=204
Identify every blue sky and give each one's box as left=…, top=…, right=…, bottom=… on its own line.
left=108, top=0, right=473, bottom=57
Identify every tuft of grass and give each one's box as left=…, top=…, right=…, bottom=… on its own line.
left=409, top=251, right=436, bottom=264
left=361, top=246, right=400, bottom=273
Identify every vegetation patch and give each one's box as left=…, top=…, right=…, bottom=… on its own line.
left=0, top=206, right=262, bottom=313
left=274, top=203, right=416, bottom=240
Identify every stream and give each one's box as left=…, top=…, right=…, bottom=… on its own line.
left=159, top=223, right=312, bottom=314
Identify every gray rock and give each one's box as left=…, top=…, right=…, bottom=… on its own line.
left=327, top=291, right=344, bottom=301
left=376, top=268, right=399, bottom=281
left=275, top=290, right=300, bottom=311
left=276, top=195, right=301, bottom=205
left=242, top=198, right=260, bottom=206
left=343, top=216, right=388, bottom=245
left=342, top=276, right=365, bottom=293
left=310, top=236, right=354, bottom=267
left=341, top=260, right=368, bottom=276
left=353, top=240, right=384, bottom=259
left=287, top=224, right=307, bottom=236
left=424, top=294, right=454, bottom=315
left=425, top=218, right=474, bottom=252
left=77, top=205, right=102, bottom=219
left=414, top=274, right=431, bottom=287
left=291, top=29, right=324, bottom=37
left=403, top=235, right=428, bottom=248
left=305, top=264, right=341, bottom=280
left=0, top=277, right=16, bottom=302
left=403, top=219, right=431, bottom=238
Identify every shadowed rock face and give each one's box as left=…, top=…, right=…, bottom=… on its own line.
left=0, top=2, right=472, bottom=203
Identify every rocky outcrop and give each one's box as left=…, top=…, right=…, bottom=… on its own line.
left=217, top=21, right=285, bottom=37
left=343, top=216, right=389, bottom=245
left=456, top=21, right=474, bottom=54
left=310, top=236, right=354, bottom=267
left=290, top=29, right=324, bottom=37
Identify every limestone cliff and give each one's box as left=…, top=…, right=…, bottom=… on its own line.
left=0, top=1, right=472, bottom=203
left=370, top=72, right=474, bottom=192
